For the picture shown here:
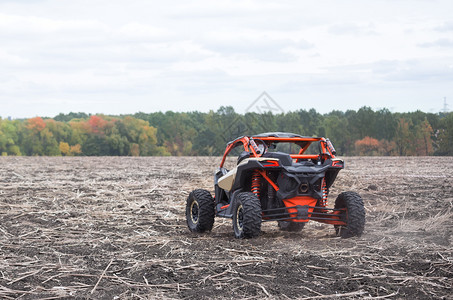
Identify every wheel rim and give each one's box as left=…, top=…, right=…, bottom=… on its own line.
left=236, top=204, right=244, bottom=231
left=190, top=200, right=199, bottom=224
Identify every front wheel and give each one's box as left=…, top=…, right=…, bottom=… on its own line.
left=232, top=192, right=262, bottom=239
left=334, top=191, right=365, bottom=238
left=186, top=189, right=215, bottom=233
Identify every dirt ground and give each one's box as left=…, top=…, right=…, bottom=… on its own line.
left=0, top=156, right=452, bottom=299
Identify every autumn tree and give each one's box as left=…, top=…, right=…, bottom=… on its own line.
left=26, top=117, right=46, bottom=133
left=158, top=112, right=197, bottom=156
left=118, top=116, right=168, bottom=156
left=378, top=139, right=397, bottom=156
left=22, top=117, right=60, bottom=155
left=70, top=144, right=82, bottom=155
left=414, top=118, right=434, bottom=155
left=354, top=136, right=380, bottom=155
left=88, top=115, right=109, bottom=134
left=394, top=118, right=412, bottom=155
left=59, top=142, right=71, bottom=156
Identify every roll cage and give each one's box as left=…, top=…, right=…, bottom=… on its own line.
left=220, top=135, right=337, bottom=168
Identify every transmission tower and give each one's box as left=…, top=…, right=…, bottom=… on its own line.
left=442, top=97, right=449, bottom=113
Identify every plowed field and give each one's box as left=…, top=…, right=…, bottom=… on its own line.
left=0, top=157, right=452, bottom=299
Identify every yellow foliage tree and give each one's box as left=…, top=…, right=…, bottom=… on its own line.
left=70, top=144, right=82, bottom=155
left=59, top=142, right=70, bottom=156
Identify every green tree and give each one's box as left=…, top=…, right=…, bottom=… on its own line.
left=323, top=113, right=350, bottom=155
left=375, top=108, right=397, bottom=140
left=275, top=112, right=304, bottom=135
left=437, top=112, right=453, bottom=155
left=0, top=119, right=21, bottom=155
left=54, top=112, right=90, bottom=122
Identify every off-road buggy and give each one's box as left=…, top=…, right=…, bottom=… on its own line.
left=185, top=132, right=365, bottom=239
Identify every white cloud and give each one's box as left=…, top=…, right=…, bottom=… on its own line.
left=328, top=22, right=378, bottom=36
left=0, top=12, right=108, bottom=36
left=418, top=38, right=453, bottom=48
left=198, top=31, right=313, bottom=62
left=118, top=22, right=171, bottom=40
left=434, top=21, right=453, bottom=32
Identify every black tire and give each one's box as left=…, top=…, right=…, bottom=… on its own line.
left=334, top=191, right=365, bottom=238
left=232, top=192, right=262, bottom=239
left=186, top=189, right=215, bottom=233
left=278, top=221, right=306, bottom=232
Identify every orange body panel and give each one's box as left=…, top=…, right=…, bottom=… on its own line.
left=282, top=196, right=318, bottom=222
left=281, top=196, right=347, bottom=225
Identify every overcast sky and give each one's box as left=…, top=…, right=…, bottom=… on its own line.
left=1, top=0, right=452, bottom=118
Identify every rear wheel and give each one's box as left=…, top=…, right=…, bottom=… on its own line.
left=186, top=189, right=215, bottom=233
left=232, top=192, right=262, bottom=238
left=278, top=221, right=306, bottom=232
left=334, top=191, right=365, bottom=238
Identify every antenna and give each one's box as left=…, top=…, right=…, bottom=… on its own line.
left=442, top=97, right=449, bottom=113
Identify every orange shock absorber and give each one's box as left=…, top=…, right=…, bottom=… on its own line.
left=320, top=178, right=328, bottom=207
left=251, top=170, right=261, bottom=198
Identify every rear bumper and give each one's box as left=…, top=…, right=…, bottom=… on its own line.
left=262, top=196, right=346, bottom=225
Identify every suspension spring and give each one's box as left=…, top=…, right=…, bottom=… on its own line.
left=320, top=178, right=328, bottom=207
left=267, top=175, right=276, bottom=210
left=251, top=170, right=261, bottom=198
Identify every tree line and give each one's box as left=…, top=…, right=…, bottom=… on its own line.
left=0, top=107, right=452, bottom=156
